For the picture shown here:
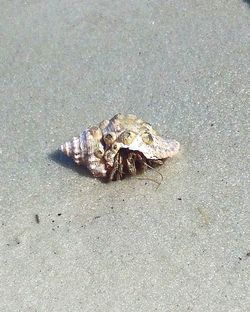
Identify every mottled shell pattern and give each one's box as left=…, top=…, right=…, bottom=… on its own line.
left=60, top=113, right=180, bottom=181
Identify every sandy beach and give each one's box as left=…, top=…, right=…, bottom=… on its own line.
left=0, top=1, right=249, bottom=311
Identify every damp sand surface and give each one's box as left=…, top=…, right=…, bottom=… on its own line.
left=0, top=1, right=249, bottom=311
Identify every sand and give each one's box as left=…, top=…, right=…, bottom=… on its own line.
left=0, top=1, right=249, bottom=311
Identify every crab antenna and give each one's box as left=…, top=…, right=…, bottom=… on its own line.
left=143, top=162, right=164, bottom=181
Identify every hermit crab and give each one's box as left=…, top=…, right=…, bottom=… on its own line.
left=60, top=113, right=180, bottom=181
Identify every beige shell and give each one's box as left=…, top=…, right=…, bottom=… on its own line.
left=60, top=113, right=180, bottom=180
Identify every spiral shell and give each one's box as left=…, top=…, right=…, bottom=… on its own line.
left=60, top=113, right=180, bottom=181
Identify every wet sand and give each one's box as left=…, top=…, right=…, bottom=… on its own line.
left=0, top=1, right=249, bottom=311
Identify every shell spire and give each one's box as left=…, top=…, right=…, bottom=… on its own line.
left=60, top=136, right=83, bottom=165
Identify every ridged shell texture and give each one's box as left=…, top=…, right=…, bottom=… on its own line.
left=60, top=113, right=180, bottom=180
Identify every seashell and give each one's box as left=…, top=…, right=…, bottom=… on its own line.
left=118, top=130, right=136, bottom=145
left=60, top=114, right=180, bottom=181
left=103, top=132, right=117, bottom=146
